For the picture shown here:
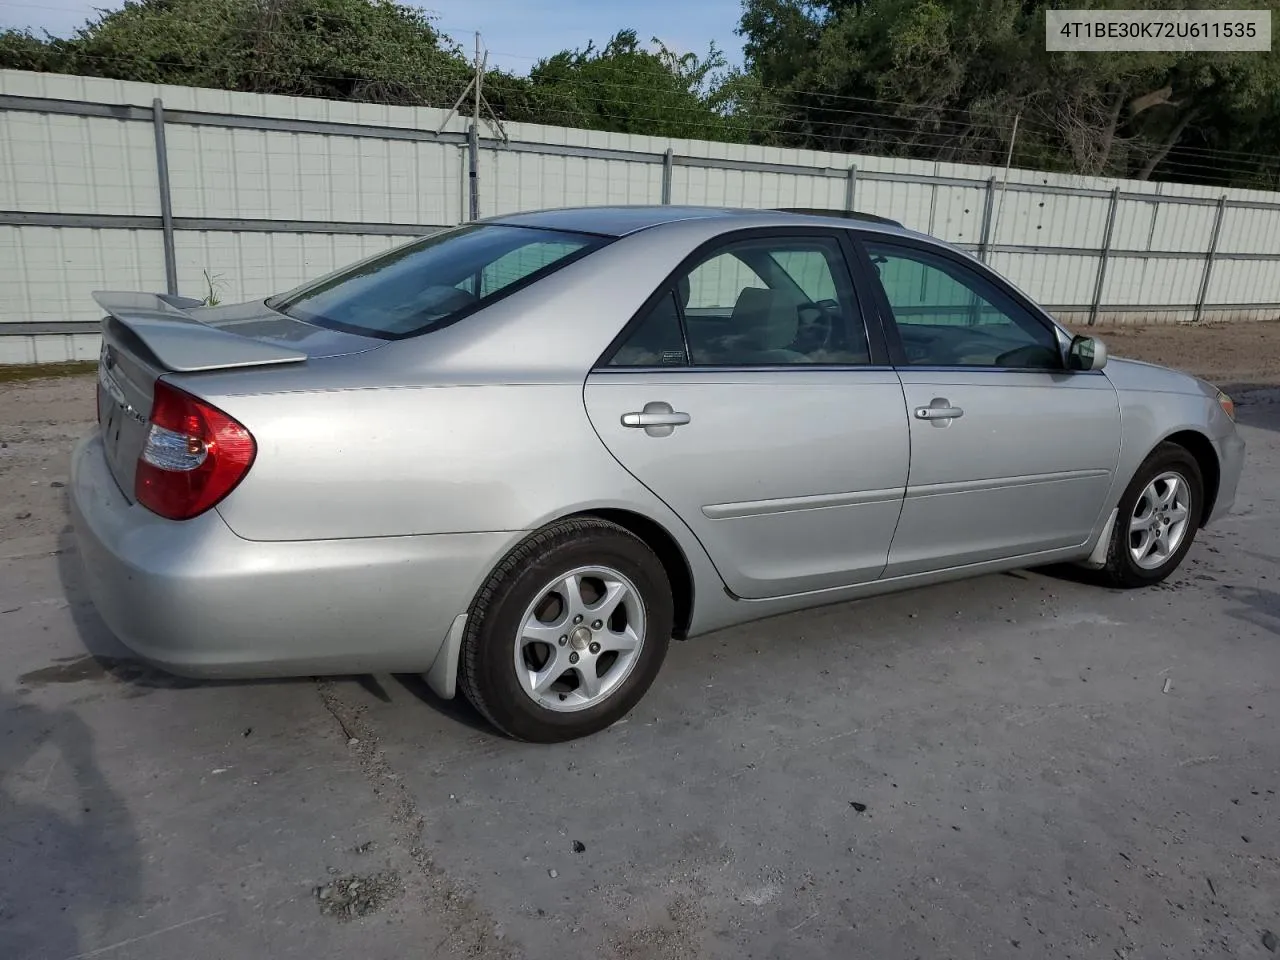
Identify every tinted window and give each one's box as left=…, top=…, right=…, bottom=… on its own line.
left=461, top=240, right=586, bottom=297
left=685, top=252, right=767, bottom=311
left=772, top=250, right=839, bottom=302
left=608, top=292, right=688, bottom=367
left=865, top=241, right=1061, bottom=369
left=608, top=236, right=870, bottom=367
left=270, top=225, right=605, bottom=339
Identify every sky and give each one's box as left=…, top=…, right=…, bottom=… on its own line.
left=0, top=0, right=748, bottom=72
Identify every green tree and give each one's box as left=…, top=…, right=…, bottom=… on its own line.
left=737, top=0, right=1280, bottom=186
left=1, top=0, right=471, bottom=104
left=520, top=29, right=749, bottom=141
left=0, top=4, right=760, bottom=145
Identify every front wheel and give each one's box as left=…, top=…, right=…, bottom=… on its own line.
left=1100, top=442, right=1204, bottom=588
left=458, top=518, right=673, bottom=743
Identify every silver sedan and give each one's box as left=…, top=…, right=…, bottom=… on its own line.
left=71, top=206, right=1245, bottom=742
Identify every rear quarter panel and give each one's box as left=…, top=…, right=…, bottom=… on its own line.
left=205, top=382, right=663, bottom=539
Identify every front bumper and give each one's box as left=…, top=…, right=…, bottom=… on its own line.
left=1208, top=428, right=1246, bottom=524
left=70, top=432, right=516, bottom=680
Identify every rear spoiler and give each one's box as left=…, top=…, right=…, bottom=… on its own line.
left=92, top=291, right=307, bottom=373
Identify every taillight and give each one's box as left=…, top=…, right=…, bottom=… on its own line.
left=135, top=381, right=256, bottom=520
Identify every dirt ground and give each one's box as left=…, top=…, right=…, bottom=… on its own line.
left=1083, top=319, right=1280, bottom=388
left=0, top=376, right=94, bottom=544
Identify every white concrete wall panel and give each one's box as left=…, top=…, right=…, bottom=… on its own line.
left=0, top=225, right=166, bottom=322
left=4, top=68, right=1280, bottom=354
left=0, top=111, right=158, bottom=215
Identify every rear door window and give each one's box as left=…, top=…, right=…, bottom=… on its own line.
left=270, top=225, right=606, bottom=339
left=604, top=235, right=872, bottom=367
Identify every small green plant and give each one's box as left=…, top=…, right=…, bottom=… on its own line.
left=202, top=269, right=226, bottom=306
left=0, top=361, right=98, bottom=383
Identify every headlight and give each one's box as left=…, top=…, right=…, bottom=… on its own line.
left=1217, top=390, right=1236, bottom=421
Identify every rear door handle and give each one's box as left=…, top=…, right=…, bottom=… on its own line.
left=621, top=402, right=690, bottom=437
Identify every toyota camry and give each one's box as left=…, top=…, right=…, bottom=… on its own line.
left=71, top=206, right=1245, bottom=742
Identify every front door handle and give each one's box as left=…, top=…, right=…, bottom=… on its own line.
left=621, top=401, right=690, bottom=437
left=914, top=397, right=964, bottom=424
left=622, top=411, right=691, bottom=428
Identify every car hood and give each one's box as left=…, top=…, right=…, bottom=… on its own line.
left=1104, top=356, right=1221, bottom=400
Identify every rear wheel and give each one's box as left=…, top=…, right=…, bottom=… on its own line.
left=1100, top=442, right=1203, bottom=588
left=458, top=518, right=673, bottom=742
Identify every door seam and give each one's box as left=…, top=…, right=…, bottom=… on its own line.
left=578, top=376, right=736, bottom=596
left=878, top=370, right=912, bottom=581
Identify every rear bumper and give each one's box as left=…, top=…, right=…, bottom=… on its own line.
left=1208, top=428, right=1246, bottom=524
left=70, top=431, right=516, bottom=680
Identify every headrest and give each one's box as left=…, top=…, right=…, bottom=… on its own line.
left=730, top=287, right=797, bottom=351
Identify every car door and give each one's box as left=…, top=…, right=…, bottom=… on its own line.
left=851, top=234, right=1122, bottom=578
left=584, top=229, right=910, bottom=600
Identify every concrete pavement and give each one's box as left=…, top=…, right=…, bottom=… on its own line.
left=1, top=375, right=1277, bottom=960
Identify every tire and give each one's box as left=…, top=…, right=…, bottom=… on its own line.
left=1099, top=441, right=1204, bottom=589
left=458, top=518, right=673, bottom=743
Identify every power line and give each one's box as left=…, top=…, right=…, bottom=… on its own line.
left=24, top=49, right=1015, bottom=144
left=4, top=2, right=1273, bottom=167
left=24, top=50, right=1275, bottom=183
left=2, top=0, right=1270, bottom=155
left=3, top=33, right=1274, bottom=184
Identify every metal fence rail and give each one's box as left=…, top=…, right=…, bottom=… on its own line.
left=2, top=77, right=1280, bottom=362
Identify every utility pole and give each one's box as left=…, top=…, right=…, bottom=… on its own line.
left=473, top=32, right=482, bottom=135
left=470, top=32, right=480, bottom=221
left=437, top=31, right=508, bottom=222
left=989, top=110, right=1021, bottom=251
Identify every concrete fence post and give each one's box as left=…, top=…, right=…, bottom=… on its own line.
left=467, top=123, right=480, bottom=221
left=151, top=98, right=178, bottom=296
left=661, top=148, right=673, bottom=204
left=977, top=176, right=997, bottom=263
left=1088, top=188, right=1121, bottom=327
left=844, top=164, right=858, bottom=211
left=1194, top=196, right=1228, bottom=323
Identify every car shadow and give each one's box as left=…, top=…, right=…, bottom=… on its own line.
left=0, top=687, right=141, bottom=959
left=327, top=673, right=491, bottom=734
left=391, top=673, right=492, bottom=733
left=1219, top=382, right=1280, bottom=434
left=1217, top=583, right=1280, bottom=636
left=1028, top=561, right=1116, bottom=588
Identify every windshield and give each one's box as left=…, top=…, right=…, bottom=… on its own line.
left=269, top=224, right=607, bottom=339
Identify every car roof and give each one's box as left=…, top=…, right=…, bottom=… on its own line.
left=483, top=205, right=914, bottom=239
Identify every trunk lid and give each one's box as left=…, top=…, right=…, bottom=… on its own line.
left=92, top=291, right=382, bottom=501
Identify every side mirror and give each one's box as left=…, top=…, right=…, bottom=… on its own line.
left=1068, top=335, right=1107, bottom=371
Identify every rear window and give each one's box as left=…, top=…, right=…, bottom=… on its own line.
left=268, top=224, right=607, bottom=339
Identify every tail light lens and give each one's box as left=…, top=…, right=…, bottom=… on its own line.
left=135, top=381, right=256, bottom=520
